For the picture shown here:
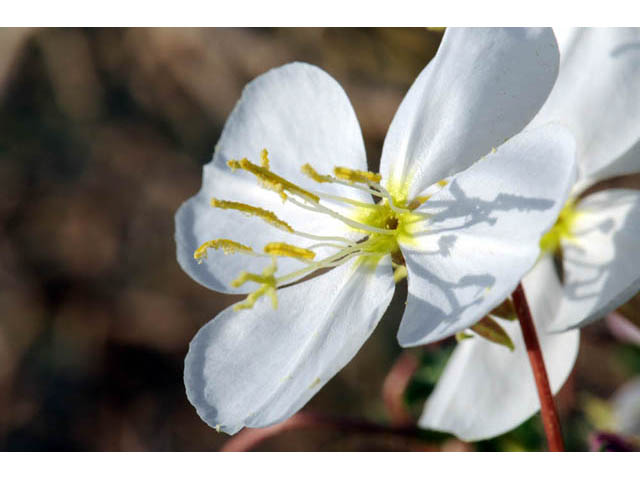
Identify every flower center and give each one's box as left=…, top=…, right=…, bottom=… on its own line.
left=193, top=149, right=436, bottom=310
left=539, top=199, right=581, bottom=253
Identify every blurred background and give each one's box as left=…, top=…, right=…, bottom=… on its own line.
left=0, top=27, right=639, bottom=451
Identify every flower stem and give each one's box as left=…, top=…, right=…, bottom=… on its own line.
left=512, top=282, right=565, bottom=452
left=382, top=352, right=419, bottom=426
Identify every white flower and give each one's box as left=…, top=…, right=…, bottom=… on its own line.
left=175, top=28, right=577, bottom=434
left=420, top=27, right=640, bottom=442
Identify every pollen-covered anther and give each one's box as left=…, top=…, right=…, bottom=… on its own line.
left=227, top=157, right=319, bottom=203
left=408, top=195, right=430, bottom=210
left=264, top=242, right=316, bottom=261
left=210, top=198, right=293, bottom=233
left=193, top=239, right=254, bottom=262
left=301, top=163, right=333, bottom=183
left=231, top=259, right=278, bottom=311
left=333, top=166, right=382, bottom=184
left=260, top=148, right=270, bottom=169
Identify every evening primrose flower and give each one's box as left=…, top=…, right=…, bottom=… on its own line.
left=420, top=28, right=640, bottom=442
left=176, top=28, right=577, bottom=434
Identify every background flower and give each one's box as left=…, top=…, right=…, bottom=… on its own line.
left=420, top=27, right=640, bottom=443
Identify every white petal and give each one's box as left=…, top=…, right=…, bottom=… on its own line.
left=532, top=28, right=640, bottom=184
left=551, top=189, right=640, bottom=330
left=397, top=125, right=577, bottom=346
left=176, top=62, right=372, bottom=293
left=418, top=268, right=579, bottom=441
left=612, top=377, right=640, bottom=436
left=184, top=257, right=395, bottom=434
left=380, top=28, right=559, bottom=200
left=420, top=254, right=578, bottom=441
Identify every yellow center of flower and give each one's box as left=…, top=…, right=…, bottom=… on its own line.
left=194, top=149, right=444, bottom=310
left=539, top=199, right=581, bottom=253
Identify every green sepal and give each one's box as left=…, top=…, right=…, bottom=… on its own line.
left=455, top=331, right=474, bottom=342
left=470, top=316, right=515, bottom=351
left=490, top=297, right=517, bottom=321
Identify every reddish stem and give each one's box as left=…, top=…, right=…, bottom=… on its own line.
left=382, top=352, right=419, bottom=426
left=512, top=282, right=565, bottom=452
left=220, top=411, right=428, bottom=452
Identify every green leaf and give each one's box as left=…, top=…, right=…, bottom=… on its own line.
left=470, top=316, right=515, bottom=351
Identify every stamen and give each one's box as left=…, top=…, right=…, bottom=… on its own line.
left=264, top=242, right=316, bottom=260
left=301, top=162, right=409, bottom=214
left=334, top=166, right=382, bottom=184
left=231, top=259, right=278, bottom=311
left=260, top=148, right=270, bottom=169
left=290, top=230, right=353, bottom=245
left=408, top=195, right=430, bottom=210
left=288, top=196, right=394, bottom=236
left=274, top=243, right=364, bottom=285
left=301, top=163, right=332, bottom=183
left=305, top=242, right=349, bottom=250
left=406, top=178, right=449, bottom=211
left=194, top=239, right=254, bottom=262
left=210, top=198, right=293, bottom=232
left=227, top=157, right=319, bottom=203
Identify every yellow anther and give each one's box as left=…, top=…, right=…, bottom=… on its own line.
left=333, top=166, right=382, bottom=184
left=261, top=148, right=270, bottom=169
left=408, top=195, right=430, bottom=210
left=437, top=179, right=448, bottom=187
left=301, top=163, right=332, bottom=183
left=264, top=242, right=316, bottom=260
left=210, top=198, right=293, bottom=233
left=227, top=159, right=241, bottom=171
left=193, top=239, right=253, bottom=262
left=231, top=259, right=278, bottom=311
left=227, top=158, right=319, bottom=203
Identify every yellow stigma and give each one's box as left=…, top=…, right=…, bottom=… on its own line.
left=227, top=157, right=319, bottom=203
left=231, top=259, right=278, bottom=310
left=193, top=239, right=253, bottom=262
left=210, top=198, right=293, bottom=233
left=540, top=199, right=581, bottom=253
left=264, top=242, right=316, bottom=261
left=333, top=166, right=382, bottom=184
